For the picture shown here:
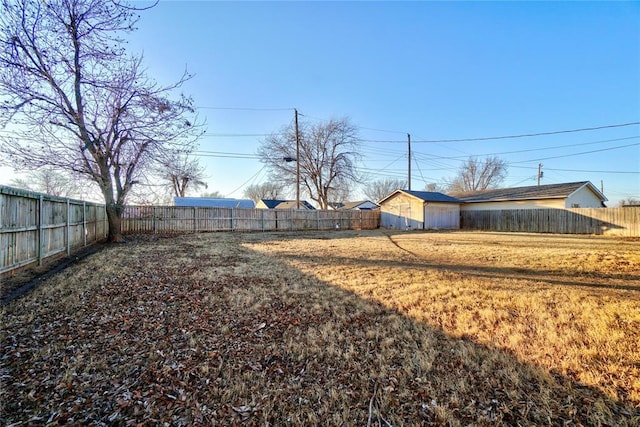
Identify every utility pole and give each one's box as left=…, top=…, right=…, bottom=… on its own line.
left=407, top=133, right=411, bottom=191
left=295, top=109, right=300, bottom=209
left=537, top=163, right=543, bottom=186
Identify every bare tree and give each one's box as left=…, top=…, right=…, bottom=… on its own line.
left=10, top=167, right=82, bottom=198
left=364, top=177, right=407, bottom=202
left=126, top=180, right=173, bottom=205
left=446, top=156, right=508, bottom=193
left=424, top=182, right=447, bottom=193
left=200, top=191, right=224, bottom=198
left=619, top=197, right=640, bottom=207
left=0, top=0, right=202, bottom=242
left=156, top=154, right=208, bottom=198
left=258, top=117, right=360, bottom=209
left=243, top=182, right=284, bottom=203
left=329, top=184, right=352, bottom=205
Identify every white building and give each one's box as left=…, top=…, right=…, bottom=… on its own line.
left=378, top=190, right=461, bottom=230
left=451, top=181, right=607, bottom=211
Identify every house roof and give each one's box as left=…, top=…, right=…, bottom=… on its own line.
left=378, top=190, right=462, bottom=205
left=274, top=200, right=315, bottom=210
left=338, top=200, right=379, bottom=210
left=174, top=197, right=255, bottom=208
left=259, top=199, right=315, bottom=209
left=450, top=181, right=607, bottom=203
left=259, top=199, right=288, bottom=209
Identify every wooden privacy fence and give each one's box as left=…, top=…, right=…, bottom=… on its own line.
left=121, top=206, right=381, bottom=234
left=1, top=186, right=108, bottom=275
left=460, top=207, right=640, bottom=236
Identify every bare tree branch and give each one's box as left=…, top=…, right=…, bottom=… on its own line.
left=364, top=178, right=407, bottom=202
left=243, top=182, right=284, bottom=203
left=257, top=117, right=361, bottom=209
left=0, top=0, right=204, bottom=241
left=446, top=156, right=508, bottom=193
left=154, top=153, right=208, bottom=198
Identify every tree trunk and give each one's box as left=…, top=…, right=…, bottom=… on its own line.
left=105, top=202, right=125, bottom=243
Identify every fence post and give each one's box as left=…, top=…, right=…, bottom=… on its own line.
left=231, top=208, right=234, bottom=231
left=100, top=205, right=109, bottom=239
left=38, top=194, right=44, bottom=266
left=194, top=207, right=198, bottom=233
left=66, top=199, right=71, bottom=256
left=83, top=202, right=87, bottom=246
left=93, top=205, right=97, bottom=240
left=261, top=209, right=265, bottom=232
left=317, top=210, right=320, bottom=230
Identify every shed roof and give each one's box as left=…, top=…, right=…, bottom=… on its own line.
left=450, top=181, right=607, bottom=203
left=378, top=190, right=462, bottom=205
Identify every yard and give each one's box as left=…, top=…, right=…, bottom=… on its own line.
left=1, top=230, right=639, bottom=425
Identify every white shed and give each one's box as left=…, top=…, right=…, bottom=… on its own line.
left=378, top=190, right=461, bottom=230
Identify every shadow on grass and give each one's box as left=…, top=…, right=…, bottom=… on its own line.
left=1, top=232, right=638, bottom=425
left=258, top=229, right=640, bottom=292
left=275, top=250, right=640, bottom=295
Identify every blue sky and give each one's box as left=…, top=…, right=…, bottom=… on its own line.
left=2, top=1, right=639, bottom=204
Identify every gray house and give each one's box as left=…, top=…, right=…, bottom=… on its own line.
left=174, top=197, right=255, bottom=208
left=255, top=199, right=315, bottom=210
left=329, top=200, right=379, bottom=210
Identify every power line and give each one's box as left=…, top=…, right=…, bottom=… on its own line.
left=200, top=133, right=274, bottom=138
left=225, top=165, right=267, bottom=197
left=3, top=118, right=637, bottom=147
left=510, top=165, right=640, bottom=174
left=197, top=106, right=294, bottom=111
left=192, top=151, right=260, bottom=159
left=190, top=148, right=639, bottom=179
left=512, top=142, right=640, bottom=163
left=411, top=122, right=640, bottom=143
left=357, top=125, right=408, bottom=135
left=353, top=121, right=640, bottom=144
left=374, top=154, right=407, bottom=176
left=412, top=135, right=639, bottom=160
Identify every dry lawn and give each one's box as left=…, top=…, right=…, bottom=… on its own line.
left=1, top=230, right=639, bottom=426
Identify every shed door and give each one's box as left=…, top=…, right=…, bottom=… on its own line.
left=424, top=205, right=459, bottom=229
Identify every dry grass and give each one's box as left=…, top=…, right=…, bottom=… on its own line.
left=1, top=230, right=639, bottom=426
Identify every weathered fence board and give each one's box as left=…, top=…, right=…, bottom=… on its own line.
left=1, top=186, right=108, bottom=276
left=121, top=206, right=381, bottom=234
left=460, top=207, right=640, bottom=236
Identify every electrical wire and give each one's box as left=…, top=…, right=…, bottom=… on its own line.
left=511, top=142, right=640, bottom=163
left=412, top=122, right=640, bottom=143
left=192, top=151, right=261, bottom=160
left=413, top=135, right=639, bottom=160
left=509, top=165, right=639, bottom=174
left=197, top=106, right=294, bottom=111
left=352, top=121, right=640, bottom=144
left=225, top=165, right=267, bottom=197
left=199, top=133, right=274, bottom=138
